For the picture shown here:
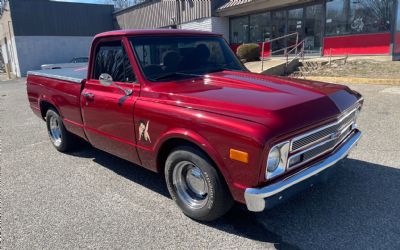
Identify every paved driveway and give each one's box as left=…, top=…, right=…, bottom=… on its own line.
left=1, top=79, right=399, bottom=249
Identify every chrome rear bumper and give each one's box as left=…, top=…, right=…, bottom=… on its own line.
left=244, top=130, right=362, bottom=212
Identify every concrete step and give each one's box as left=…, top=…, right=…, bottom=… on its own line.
left=303, top=60, right=328, bottom=69
left=298, top=66, right=309, bottom=73
left=290, top=71, right=306, bottom=79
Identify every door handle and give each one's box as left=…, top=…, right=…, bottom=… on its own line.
left=83, top=92, right=94, bottom=98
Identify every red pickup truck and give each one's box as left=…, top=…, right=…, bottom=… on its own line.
left=27, top=29, right=363, bottom=221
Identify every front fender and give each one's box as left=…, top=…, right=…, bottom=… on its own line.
left=133, top=99, right=271, bottom=203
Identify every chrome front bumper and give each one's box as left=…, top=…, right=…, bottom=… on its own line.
left=244, top=130, right=362, bottom=212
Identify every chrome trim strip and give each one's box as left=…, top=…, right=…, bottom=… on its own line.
left=245, top=130, right=361, bottom=212
left=27, top=70, right=84, bottom=84
left=290, top=105, right=359, bottom=152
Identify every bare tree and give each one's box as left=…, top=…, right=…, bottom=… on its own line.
left=104, top=0, right=146, bottom=10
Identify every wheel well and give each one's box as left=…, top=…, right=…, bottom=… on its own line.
left=157, top=138, right=218, bottom=174
left=157, top=137, right=233, bottom=199
left=39, top=101, right=57, bottom=119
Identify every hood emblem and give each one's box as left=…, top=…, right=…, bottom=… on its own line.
left=331, top=131, right=341, bottom=140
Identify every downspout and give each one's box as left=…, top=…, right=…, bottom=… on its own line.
left=7, top=20, right=17, bottom=77
left=176, top=0, right=181, bottom=29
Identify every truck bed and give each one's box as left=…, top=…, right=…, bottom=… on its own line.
left=27, top=67, right=87, bottom=84
left=27, top=67, right=87, bottom=140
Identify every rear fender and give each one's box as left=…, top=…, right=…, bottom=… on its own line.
left=38, top=96, right=61, bottom=118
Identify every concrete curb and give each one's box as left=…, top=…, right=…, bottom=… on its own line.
left=303, top=76, right=400, bottom=85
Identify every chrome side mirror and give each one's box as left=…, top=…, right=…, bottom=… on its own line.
left=98, top=73, right=133, bottom=96
left=99, top=73, right=113, bottom=87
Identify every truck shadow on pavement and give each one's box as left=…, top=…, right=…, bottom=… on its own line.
left=72, top=146, right=400, bottom=250
left=211, top=158, right=400, bottom=249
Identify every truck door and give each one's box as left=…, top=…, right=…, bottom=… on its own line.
left=81, top=38, right=141, bottom=165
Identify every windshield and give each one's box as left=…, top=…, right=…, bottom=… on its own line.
left=129, top=36, right=245, bottom=81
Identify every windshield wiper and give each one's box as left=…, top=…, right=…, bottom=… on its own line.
left=207, top=67, right=230, bottom=73
left=150, top=72, right=200, bottom=81
left=206, top=66, right=241, bottom=74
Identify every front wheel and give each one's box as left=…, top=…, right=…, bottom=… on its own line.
left=165, top=146, right=233, bottom=221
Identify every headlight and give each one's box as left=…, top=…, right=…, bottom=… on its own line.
left=267, top=147, right=280, bottom=172
left=266, top=141, right=290, bottom=180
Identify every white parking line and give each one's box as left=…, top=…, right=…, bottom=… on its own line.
left=380, top=87, right=400, bottom=94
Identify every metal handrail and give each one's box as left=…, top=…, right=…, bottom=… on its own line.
left=287, top=39, right=305, bottom=56
left=265, top=32, right=299, bottom=43
left=260, top=39, right=305, bottom=73
left=261, top=32, right=299, bottom=71
left=286, top=39, right=305, bottom=68
left=270, top=43, right=298, bottom=55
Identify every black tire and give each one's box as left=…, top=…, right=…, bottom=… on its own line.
left=45, top=108, right=76, bottom=152
left=165, top=146, right=234, bottom=221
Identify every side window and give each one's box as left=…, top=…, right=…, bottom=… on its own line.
left=93, top=41, right=135, bottom=83
left=123, top=52, right=135, bottom=82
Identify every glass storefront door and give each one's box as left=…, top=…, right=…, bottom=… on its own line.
left=288, top=8, right=304, bottom=50
left=272, top=6, right=322, bottom=56
left=304, top=4, right=324, bottom=54
left=271, top=11, right=287, bottom=54
left=230, top=16, right=249, bottom=44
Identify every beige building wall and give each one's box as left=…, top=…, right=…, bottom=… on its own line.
left=217, top=0, right=315, bottom=16
left=0, top=2, right=19, bottom=77
left=115, top=0, right=213, bottom=29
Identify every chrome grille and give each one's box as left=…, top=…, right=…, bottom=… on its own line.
left=302, top=140, right=336, bottom=162
left=287, top=106, right=359, bottom=169
left=291, top=109, right=357, bottom=152
left=302, top=126, right=351, bottom=162
left=291, top=126, right=336, bottom=151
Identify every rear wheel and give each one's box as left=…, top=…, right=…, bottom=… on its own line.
left=45, top=108, right=76, bottom=152
left=165, top=146, right=233, bottom=221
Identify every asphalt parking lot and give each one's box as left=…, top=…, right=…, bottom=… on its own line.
left=1, top=78, right=400, bottom=249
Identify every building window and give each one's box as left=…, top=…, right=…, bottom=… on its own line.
left=326, top=0, right=349, bottom=36
left=349, top=0, right=393, bottom=34
left=249, top=12, right=271, bottom=43
left=287, top=8, right=304, bottom=46
left=305, top=4, right=324, bottom=52
left=394, top=1, right=400, bottom=55
left=326, top=0, right=394, bottom=36
left=230, top=16, right=249, bottom=44
left=271, top=11, right=287, bottom=52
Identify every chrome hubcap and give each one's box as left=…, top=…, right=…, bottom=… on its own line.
left=172, top=161, right=208, bottom=209
left=49, top=115, right=62, bottom=147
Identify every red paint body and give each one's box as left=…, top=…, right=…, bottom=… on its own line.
left=27, top=30, right=362, bottom=203
left=323, top=33, right=391, bottom=56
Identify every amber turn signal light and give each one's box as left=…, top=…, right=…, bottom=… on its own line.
left=229, top=149, right=249, bottom=163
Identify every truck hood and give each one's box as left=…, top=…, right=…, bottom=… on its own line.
left=144, top=71, right=361, bottom=134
